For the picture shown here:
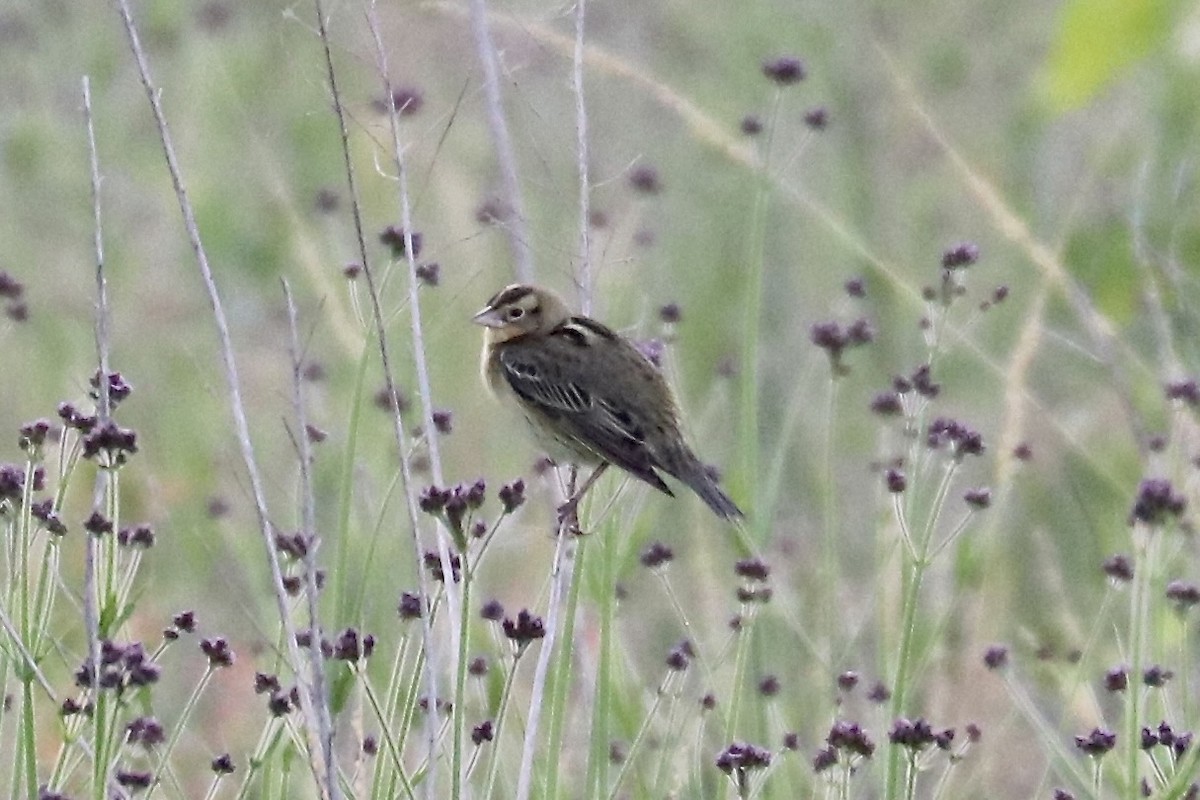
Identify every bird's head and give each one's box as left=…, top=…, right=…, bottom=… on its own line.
left=472, top=284, right=571, bottom=343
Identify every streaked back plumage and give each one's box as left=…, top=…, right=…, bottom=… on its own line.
left=473, top=284, right=743, bottom=519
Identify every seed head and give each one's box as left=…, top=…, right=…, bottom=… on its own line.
left=1166, top=379, right=1200, bottom=406
left=499, top=479, right=526, bottom=513
left=1104, top=666, right=1128, bottom=692
left=715, top=741, right=772, bottom=775
left=503, top=609, right=546, bottom=651
left=379, top=226, right=422, bottom=259
left=1130, top=478, right=1186, bottom=526
left=640, top=541, right=675, bottom=568
left=734, top=558, right=770, bottom=582
left=480, top=599, right=505, bottom=621
left=472, top=720, right=494, bottom=745
left=1166, top=580, right=1200, bottom=612
left=629, top=164, right=663, bottom=195
left=1074, top=727, right=1117, bottom=757
left=826, top=720, right=876, bottom=758
left=963, top=487, right=992, bottom=509
left=941, top=242, right=980, bottom=269
left=1102, top=554, right=1134, bottom=583
left=200, top=637, right=235, bottom=669
left=982, top=645, right=1008, bottom=670
left=803, top=107, right=829, bottom=130
left=398, top=591, right=424, bottom=620
left=762, top=56, right=806, bottom=85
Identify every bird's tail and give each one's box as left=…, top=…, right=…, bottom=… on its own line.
left=672, top=447, right=744, bottom=520
left=691, top=476, right=744, bottom=520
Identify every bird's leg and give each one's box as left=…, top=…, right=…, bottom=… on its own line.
left=556, top=463, right=609, bottom=532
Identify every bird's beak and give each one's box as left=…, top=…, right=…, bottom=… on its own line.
left=472, top=306, right=507, bottom=328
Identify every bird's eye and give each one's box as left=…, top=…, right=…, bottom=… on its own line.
left=507, top=307, right=525, bottom=320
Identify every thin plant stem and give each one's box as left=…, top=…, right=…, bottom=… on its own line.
left=10, top=460, right=46, bottom=800
left=481, top=655, right=525, bottom=798
left=761, top=357, right=824, bottom=518
left=650, top=680, right=686, bottom=796
left=1052, top=586, right=1117, bottom=735
left=736, top=89, right=781, bottom=520
left=1180, top=616, right=1192, bottom=725
left=467, top=0, right=533, bottom=282
left=81, top=80, right=108, bottom=799
left=655, top=571, right=717, bottom=689
left=904, top=752, right=918, bottom=800
left=112, top=0, right=330, bottom=789
left=145, top=668, right=221, bottom=798
left=1000, top=673, right=1093, bottom=792
left=19, top=680, right=35, bottom=800
left=892, top=493, right=918, bottom=561
left=452, top=552, right=473, bottom=798
left=232, top=721, right=285, bottom=800
left=355, top=664, right=418, bottom=800
left=821, top=375, right=841, bottom=660
left=284, top=280, right=338, bottom=800
left=369, top=633, right=411, bottom=800
left=585, top=531, right=616, bottom=797
left=572, top=0, right=591, bottom=313
left=542, top=536, right=589, bottom=800
left=309, top=0, right=447, bottom=783
left=606, top=675, right=675, bottom=800
left=1146, top=751, right=1168, bottom=788
left=926, top=510, right=976, bottom=561
left=364, top=10, right=465, bottom=794
left=929, top=743, right=970, bottom=800
left=1126, top=528, right=1154, bottom=800
left=200, top=775, right=221, bottom=800
left=921, top=461, right=960, bottom=558
left=723, top=607, right=758, bottom=741
left=1161, top=743, right=1200, bottom=796
left=883, top=461, right=958, bottom=800
left=0, top=590, right=60, bottom=703
left=334, top=341, right=371, bottom=623
left=515, top=528, right=575, bottom=800
left=363, top=4, right=448, bottom=490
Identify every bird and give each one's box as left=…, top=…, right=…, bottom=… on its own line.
left=472, top=283, right=743, bottom=520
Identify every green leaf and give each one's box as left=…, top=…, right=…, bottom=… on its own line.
left=1039, top=0, right=1175, bottom=111
left=329, top=663, right=355, bottom=715
left=99, top=596, right=135, bottom=636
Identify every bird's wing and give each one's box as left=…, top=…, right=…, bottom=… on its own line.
left=497, top=328, right=674, bottom=496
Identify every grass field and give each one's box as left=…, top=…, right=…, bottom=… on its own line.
left=2, top=0, right=1199, bottom=798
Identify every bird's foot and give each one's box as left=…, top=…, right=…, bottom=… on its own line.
left=555, top=497, right=585, bottom=535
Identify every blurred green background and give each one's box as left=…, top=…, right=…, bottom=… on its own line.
left=2, top=0, right=1199, bottom=794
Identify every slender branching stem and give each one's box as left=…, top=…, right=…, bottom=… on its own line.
left=355, top=664, right=418, bottom=800
left=515, top=526, right=574, bottom=800
left=607, top=675, right=676, bottom=800
left=82, top=73, right=119, bottom=800
left=467, top=0, right=533, bottom=282
left=112, top=3, right=326, bottom=791
left=310, top=0, right=447, bottom=784
left=1125, top=528, right=1155, bottom=800
left=573, top=0, right=591, bottom=313
left=482, top=655, right=524, bottom=798
left=542, top=535, right=589, bottom=800
left=284, top=280, right=339, bottom=800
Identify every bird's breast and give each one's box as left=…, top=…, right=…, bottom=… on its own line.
left=480, top=341, right=509, bottom=398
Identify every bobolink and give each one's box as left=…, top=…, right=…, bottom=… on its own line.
left=473, top=283, right=743, bottom=519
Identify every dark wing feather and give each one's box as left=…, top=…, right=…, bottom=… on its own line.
left=496, top=331, right=674, bottom=496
